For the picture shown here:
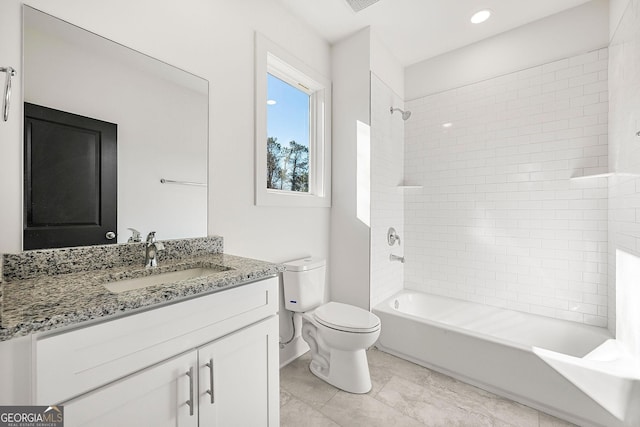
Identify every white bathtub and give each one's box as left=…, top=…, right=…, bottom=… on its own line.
left=373, top=290, right=624, bottom=427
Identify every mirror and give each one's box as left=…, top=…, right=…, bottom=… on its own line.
left=23, top=6, right=208, bottom=248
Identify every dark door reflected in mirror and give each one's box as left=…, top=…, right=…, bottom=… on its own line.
left=24, top=103, right=117, bottom=250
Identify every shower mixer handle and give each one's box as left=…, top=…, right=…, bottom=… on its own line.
left=387, top=227, right=401, bottom=246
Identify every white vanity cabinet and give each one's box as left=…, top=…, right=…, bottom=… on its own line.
left=62, top=351, right=199, bottom=427
left=33, top=277, right=279, bottom=427
left=197, top=317, right=278, bottom=426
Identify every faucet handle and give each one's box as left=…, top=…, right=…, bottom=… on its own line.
left=146, top=231, right=157, bottom=243
left=387, top=227, right=401, bottom=246
left=127, top=228, right=142, bottom=243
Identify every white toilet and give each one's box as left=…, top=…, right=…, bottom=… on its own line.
left=283, top=258, right=381, bottom=393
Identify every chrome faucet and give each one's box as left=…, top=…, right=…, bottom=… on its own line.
left=127, top=228, right=142, bottom=243
left=390, top=254, right=405, bottom=263
left=145, top=231, right=165, bottom=268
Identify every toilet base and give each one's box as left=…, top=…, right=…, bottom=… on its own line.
left=309, top=348, right=372, bottom=394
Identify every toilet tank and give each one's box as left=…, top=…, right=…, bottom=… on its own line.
left=283, top=258, right=326, bottom=312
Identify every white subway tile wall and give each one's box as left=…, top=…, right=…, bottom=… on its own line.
left=370, top=74, right=405, bottom=308
left=404, top=48, right=609, bottom=327
left=608, top=0, right=640, bottom=341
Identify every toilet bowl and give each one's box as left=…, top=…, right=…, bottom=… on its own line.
left=283, top=258, right=381, bottom=394
left=301, top=302, right=380, bottom=393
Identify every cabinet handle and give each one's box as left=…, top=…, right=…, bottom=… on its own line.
left=205, top=359, right=214, bottom=404
left=185, top=367, right=194, bottom=416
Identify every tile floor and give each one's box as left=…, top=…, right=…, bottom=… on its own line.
left=280, top=348, right=577, bottom=427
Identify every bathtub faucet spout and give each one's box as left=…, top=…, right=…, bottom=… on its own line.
left=390, top=254, right=405, bottom=263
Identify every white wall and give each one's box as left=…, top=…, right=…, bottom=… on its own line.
left=370, top=73, right=405, bottom=307
left=330, top=27, right=407, bottom=310
left=609, top=0, right=631, bottom=41
left=0, top=0, right=331, bottom=365
left=0, top=0, right=331, bottom=255
left=404, top=49, right=610, bottom=327
left=24, top=16, right=208, bottom=243
left=330, top=28, right=372, bottom=310
left=608, top=0, right=640, bottom=353
left=370, top=32, right=404, bottom=102
left=405, top=0, right=609, bottom=100
left=0, top=4, right=22, bottom=254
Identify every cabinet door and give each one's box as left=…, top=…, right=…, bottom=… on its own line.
left=62, top=351, right=198, bottom=427
left=198, top=316, right=279, bottom=427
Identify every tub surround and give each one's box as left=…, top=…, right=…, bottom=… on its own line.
left=0, top=236, right=284, bottom=341
left=404, top=48, right=610, bottom=327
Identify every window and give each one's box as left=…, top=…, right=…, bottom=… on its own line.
left=266, top=73, right=310, bottom=192
left=255, top=33, right=331, bottom=207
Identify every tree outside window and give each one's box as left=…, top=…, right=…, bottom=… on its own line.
left=267, top=137, right=309, bottom=192
left=266, top=73, right=310, bottom=193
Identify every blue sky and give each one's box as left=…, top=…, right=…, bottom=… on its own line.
left=267, top=73, right=310, bottom=149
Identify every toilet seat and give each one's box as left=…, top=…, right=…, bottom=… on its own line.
left=313, top=302, right=380, bottom=333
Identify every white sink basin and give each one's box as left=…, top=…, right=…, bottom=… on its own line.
left=104, top=267, right=229, bottom=294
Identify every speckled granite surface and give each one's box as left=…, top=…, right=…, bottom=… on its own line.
left=0, top=237, right=284, bottom=342
left=2, top=236, right=224, bottom=281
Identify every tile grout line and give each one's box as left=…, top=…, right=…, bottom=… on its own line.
left=370, top=374, right=429, bottom=426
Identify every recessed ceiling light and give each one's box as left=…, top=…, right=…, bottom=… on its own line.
left=442, top=122, right=453, bottom=128
left=267, top=99, right=277, bottom=105
left=470, top=9, right=492, bottom=24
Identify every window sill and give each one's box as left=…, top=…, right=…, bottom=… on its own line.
left=256, top=189, right=330, bottom=208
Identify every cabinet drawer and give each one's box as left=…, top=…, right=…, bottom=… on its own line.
left=36, top=277, right=278, bottom=404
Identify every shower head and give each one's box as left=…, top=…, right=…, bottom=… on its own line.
left=390, top=107, right=411, bottom=121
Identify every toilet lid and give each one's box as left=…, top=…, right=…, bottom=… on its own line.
left=313, top=302, right=381, bottom=333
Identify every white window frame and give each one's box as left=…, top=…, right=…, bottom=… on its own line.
left=255, top=33, right=331, bottom=207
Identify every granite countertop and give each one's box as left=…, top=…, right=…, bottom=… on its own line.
left=0, top=253, right=285, bottom=342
